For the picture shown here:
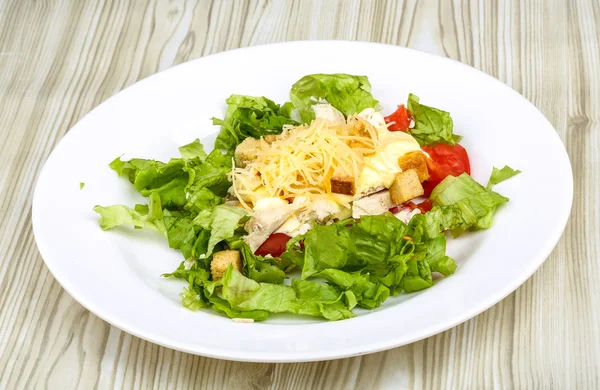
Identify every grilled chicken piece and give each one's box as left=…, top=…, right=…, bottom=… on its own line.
left=352, top=190, right=395, bottom=219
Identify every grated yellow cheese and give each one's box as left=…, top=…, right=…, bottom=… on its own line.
left=231, top=116, right=380, bottom=208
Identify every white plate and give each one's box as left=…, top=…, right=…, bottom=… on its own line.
left=32, top=41, right=572, bottom=362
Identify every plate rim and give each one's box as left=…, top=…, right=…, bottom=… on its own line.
left=32, top=40, right=574, bottom=362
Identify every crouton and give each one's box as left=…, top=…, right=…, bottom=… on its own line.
left=234, top=137, right=262, bottom=167
left=210, top=250, right=242, bottom=280
left=330, top=175, right=355, bottom=195
left=263, top=134, right=278, bottom=144
left=390, top=169, right=424, bottom=204
left=398, top=151, right=430, bottom=182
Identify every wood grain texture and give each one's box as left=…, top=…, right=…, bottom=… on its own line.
left=0, top=0, right=598, bottom=388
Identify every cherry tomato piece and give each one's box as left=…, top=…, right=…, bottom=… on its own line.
left=255, top=233, right=292, bottom=257
left=384, top=105, right=411, bottom=131
left=421, top=143, right=471, bottom=196
left=405, top=199, right=433, bottom=213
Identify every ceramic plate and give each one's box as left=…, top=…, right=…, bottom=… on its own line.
left=32, top=41, right=572, bottom=362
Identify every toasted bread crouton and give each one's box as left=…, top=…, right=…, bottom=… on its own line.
left=330, top=175, right=355, bottom=195
left=234, top=137, right=263, bottom=167
left=263, top=134, right=279, bottom=144
left=211, top=250, right=242, bottom=280
left=398, top=151, right=430, bottom=182
left=390, top=169, right=424, bottom=204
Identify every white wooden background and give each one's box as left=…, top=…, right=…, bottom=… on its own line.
left=0, top=0, right=599, bottom=388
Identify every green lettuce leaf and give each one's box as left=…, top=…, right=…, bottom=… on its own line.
left=422, top=202, right=478, bottom=238
left=293, top=213, right=456, bottom=295
left=290, top=74, right=379, bottom=123
left=209, top=295, right=270, bottom=321
left=238, top=243, right=286, bottom=284
left=162, top=210, right=202, bottom=259
left=487, top=165, right=521, bottom=189
left=199, top=205, right=249, bottom=256
left=423, top=234, right=457, bottom=276
left=221, top=267, right=354, bottom=321
left=279, top=234, right=306, bottom=268
left=94, top=192, right=165, bottom=233
left=407, top=93, right=458, bottom=146
left=315, top=269, right=390, bottom=310
left=302, top=221, right=352, bottom=278
left=186, top=158, right=231, bottom=199
left=109, top=157, right=190, bottom=208
left=212, top=94, right=297, bottom=152
left=431, top=173, right=509, bottom=230
left=185, top=187, right=222, bottom=216
left=178, top=138, right=207, bottom=160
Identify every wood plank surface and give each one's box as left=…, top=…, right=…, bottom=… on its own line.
left=0, top=0, right=598, bottom=388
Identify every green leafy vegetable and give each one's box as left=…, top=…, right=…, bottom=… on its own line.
left=290, top=74, right=379, bottom=123
left=79, top=182, right=85, bottom=190
left=178, top=138, right=207, bottom=160
left=422, top=202, right=477, bottom=238
left=96, top=138, right=237, bottom=264
left=94, top=192, right=165, bottom=233
left=109, top=157, right=190, bottom=208
left=487, top=165, right=521, bottom=189
left=238, top=243, right=286, bottom=284
left=212, top=95, right=297, bottom=152
left=203, top=205, right=248, bottom=256
left=295, top=213, right=456, bottom=296
left=221, top=267, right=354, bottom=321
left=407, top=93, right=458, bottom=146
left=315, top=269, right=390, bottom=309
left=431, top=173, right=509, bottom=231
left=162, top=210, right=201, bottom=259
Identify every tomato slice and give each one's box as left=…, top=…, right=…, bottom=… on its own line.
left=384, top=104, right=411, bottom=131
left=421, top=143, right=471, bottom=196
left=405, top=199, right=433, bottom=213
left=255, top=233, right=291, bottom=257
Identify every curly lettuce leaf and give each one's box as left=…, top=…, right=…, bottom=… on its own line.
left=237, top=243, right=286, bottom=284
left=164, top=259, right=268, bottom=320
left=202, top=205, right=249, bottom=256
left=178, top=138, right=207, bottom=161
left=290, top=74, right=379, bottom=123
left=94, top=192, right=165, bottom=233
left=425, top=234, right=457, bottom=276
left=163, top=260, right=213, bottom=310
left=221, top=267, right=354, bottom=321
left=162, top=210, right=203, bottom=259
left=109, top=157, right=190, bottom=208
left=407, top=93, right=458, bottom=146
left=487, top=165, right=521, bottom=189
left=294, top=213, right=456, bottom=296
left=212, top=94, right=297, bottom=152
left=431, top=173, right=509, bottom=231
left=314, top=269, right=390, bottom=310
left=98, top=138, right=238, bottom=263
left=422, top=202, right=477, bottom=238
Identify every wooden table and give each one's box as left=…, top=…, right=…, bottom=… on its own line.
left=1, top=1, right=598, bottom=388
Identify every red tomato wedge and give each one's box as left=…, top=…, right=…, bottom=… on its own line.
left=384, top=105, right=411, bottom=131
left=405, top=199, right=434, bottom=213
left=255, top=233, right=291, bottom=257
left=421, top=143, right=471, bottom=196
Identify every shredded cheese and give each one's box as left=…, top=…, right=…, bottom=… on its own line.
left=231, top=117, right=380, bottom=208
